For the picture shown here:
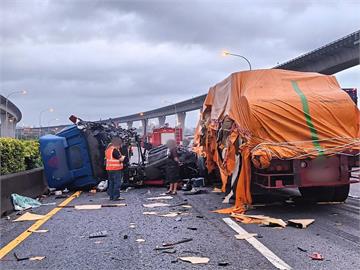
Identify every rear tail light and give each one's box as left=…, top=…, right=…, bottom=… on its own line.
left=275, top=165, right=283, bottom=171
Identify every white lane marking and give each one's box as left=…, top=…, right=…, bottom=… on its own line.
left=223, top=218, right=292, bottom=270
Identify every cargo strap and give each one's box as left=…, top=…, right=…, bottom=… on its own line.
left=291, top=81, right=323, bottom=155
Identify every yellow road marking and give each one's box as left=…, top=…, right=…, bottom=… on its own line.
left=0, top=191, right=81, bottom=260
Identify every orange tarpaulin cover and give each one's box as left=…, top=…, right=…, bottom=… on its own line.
left=197, top=69, right=359, bottom=214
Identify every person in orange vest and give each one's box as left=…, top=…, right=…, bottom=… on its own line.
left=105, top=137, right=125, bottom=201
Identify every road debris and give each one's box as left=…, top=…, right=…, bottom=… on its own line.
left=162, top=250, right=176, bottom=254
left=182, top=205, right=192, bottom=208
left=309, top=252, right=324, bottom=260
left=143, top=211, right=158, bottom=215
left=231, top=213, right=287, bottom=227
left=14, top=253, right=45, bottom=261
left=162, top=238, right=193, bottom=247
left=129, top=224, right=136, bottom=228
left=97, top=180, right=108, bottom=191
left=11, top=193, right=42, bottom=211
left=196, top=215, right=204, bottom=219
left=29, top=256, right=46, bottom=261
left=75, top=204, right=102, bottom=210
left=94, top=241, right=103, bottom=244
left=64, top=203, right=126, bottom=210
left=41, top=202, right=56, bottom=206
left=234, top=233, right=258, bottom=240
left=212, top=187, right=222, bottom=193
left=142, top=203, right=170, bottom=208
left=297, top=247, right=307, bottom=252
left=147, top=196, right=173, bottom=200
left=168, top=202, right=188, bottom=207
left=155, top=246, right=175, bottom=251
left=187, top=227, right=197, bottom=231
left=123, top=235, right=128, bottom=239
left=159, top=212, right=179, bottom=217
left=178, top=256, right=209, bottom=264
left=136, top=239, right=145, bottom=243
left=317, top=202, right=343, bottom=205
left=142, top=211, right=180, bottom=217
left=28, top=229, right=49, bottom=233
left=124, top=187, right=134, bottom=192
left=89, top=230, right=108, bottom=238
left=90, top=189, right=97, bottom=194
left=218, top=261, right=230, bottom=266
left=14, top=212, right=45, bottom=222
left=287, top=219, right=315, bottom=229
left=175, top=217, right=182, bottom=221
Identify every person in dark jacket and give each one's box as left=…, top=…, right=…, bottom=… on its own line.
left=165, top=139, right=181, bottom=195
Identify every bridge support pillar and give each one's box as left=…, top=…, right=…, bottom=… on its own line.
left=176, top=112, right=186, bottom=140
left=127, top=121, right=133, bottom=129
left=0, top=114, right=16, bottom=138
left=158, top=116, right=166, bottom=127
left=141, top=119, right=148, bottom=137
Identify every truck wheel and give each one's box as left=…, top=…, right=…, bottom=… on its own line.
left=332, top=184, right=349, bottom=202
left=299, top=187, right=335, bottom=202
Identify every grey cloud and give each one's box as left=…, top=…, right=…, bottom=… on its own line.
left=0, top=0, right=358, bottom=127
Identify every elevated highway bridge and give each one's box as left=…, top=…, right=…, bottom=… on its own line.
left=18, top=30, right=360, bottom=138
left=108, top=30, right=360, bottom=136
left=0, top=95, right=22, bottom=138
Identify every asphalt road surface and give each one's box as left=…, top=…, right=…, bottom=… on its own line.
left=1, top=184, right=359, bottom=270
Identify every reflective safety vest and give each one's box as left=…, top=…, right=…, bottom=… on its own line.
left=105, top=145, right=123, bottom=171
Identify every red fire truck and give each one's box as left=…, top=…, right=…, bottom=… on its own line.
left=148, top=127, right=183, bottom=147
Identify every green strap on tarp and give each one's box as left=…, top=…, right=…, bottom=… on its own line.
left=291, top=81, right=323, bottom=155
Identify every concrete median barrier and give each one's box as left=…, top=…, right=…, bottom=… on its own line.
left=0, top=168, right=47, bottom=216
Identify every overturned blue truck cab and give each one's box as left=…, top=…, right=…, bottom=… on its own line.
left=40, top=125, right=105, bottom=189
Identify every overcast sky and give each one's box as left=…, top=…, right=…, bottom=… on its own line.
left=1, top=0, right=359, bottom=128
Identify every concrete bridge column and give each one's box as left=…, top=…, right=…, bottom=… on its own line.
left=158, top=116, right=166, bottom=127
left=0, top=113, right=6, bottom=137
left=0, top=114, right=16, bottom=138
left=141, top=119, right=148, bottom=137
left=176, top=112, right=186, bottom=139
left=127, top=121, right=133, bottom=129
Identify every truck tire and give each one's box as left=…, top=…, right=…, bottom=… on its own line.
left=299, top=187, right=335, bottom=202
left=332, top=184, right=349, bottom=202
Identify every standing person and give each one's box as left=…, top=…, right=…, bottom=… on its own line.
left=105, top=137, right=125, bottom=201
left=165, top=139, right=181, bottom=195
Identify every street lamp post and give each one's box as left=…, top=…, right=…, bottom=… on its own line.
left=4, top=90, right=27, bottom=137
left=47, top=118, right=59, bottom=134
left=39, top=108, right=54, bottom=137
left=222, top=51, right=252, bottom=70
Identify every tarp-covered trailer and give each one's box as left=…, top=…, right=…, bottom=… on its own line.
left=196, top=69, right=359, bottom=213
